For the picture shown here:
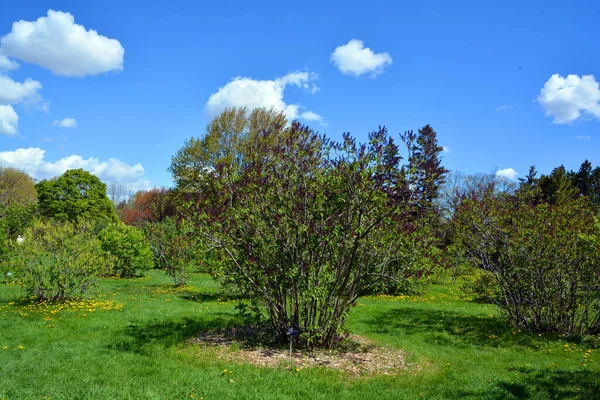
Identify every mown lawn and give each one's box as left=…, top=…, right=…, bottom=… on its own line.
left=1, top=271, right=598, bottom=399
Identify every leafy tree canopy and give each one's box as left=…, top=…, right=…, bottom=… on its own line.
left=35, top=169, right=118, bottom=224
left=0, top=167, right=37, bottom=205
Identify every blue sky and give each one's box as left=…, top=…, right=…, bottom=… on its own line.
left=0, top=0, right=599, bottom=194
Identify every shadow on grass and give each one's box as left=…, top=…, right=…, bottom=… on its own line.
left=364, top=307, right=547, bottom=349
left=110, top=316, right=241, bottom=354
left=180, top=292, right=246, bottom=303
left=489, top=368, right=600, bottom=399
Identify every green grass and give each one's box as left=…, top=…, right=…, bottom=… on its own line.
left=1, top=272, right=598, bottom=399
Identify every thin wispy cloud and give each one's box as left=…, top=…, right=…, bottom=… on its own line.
left=52, top=118, right=77, bottom=128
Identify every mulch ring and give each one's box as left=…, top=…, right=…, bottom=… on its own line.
left=190, top=327, right=407, bottom=377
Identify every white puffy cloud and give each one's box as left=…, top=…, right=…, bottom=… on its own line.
left=0, top=148, right=152, bottom=191
left=0, top=50, right=18, bottom=71
left=0, top=105, right=18, bottom=135
left=0, top=10, right=124, bottom=77
left=52, top=118, right=77, bottom=128
left=205, top=72, right=321, bottom=122
left=0, top=75, right=43, bottom=105
left=496, top=168, right=518, bottom=181
left=537, top=74, right=600, bottom=124
left=330, top=39, right=392, bottom=77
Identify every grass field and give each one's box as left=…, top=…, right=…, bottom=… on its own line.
left=1, top=271, right=598, bottom=399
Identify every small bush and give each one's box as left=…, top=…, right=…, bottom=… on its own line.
left=2, top=220, right=112, bottom=302
left=99, top=223, right=154, bottom=278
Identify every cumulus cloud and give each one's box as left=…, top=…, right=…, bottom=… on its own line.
left=0, top=105, right=18, bottom=135
left=330, top=39, right=392, bottom=77
left=0, top=148, right=152, bottom=191
left=0, top=75, right=43, bottom=106
left=0, top=50, right=18, bottom=71
left=205, top=72, right=322, bottom=122
left=0, top=10, right=124, bottom=77
left=496, top=168, right=518, bottom=181
left=537, top=74, right=600, bottom=124
left=52, top=118, right=77, bottom=128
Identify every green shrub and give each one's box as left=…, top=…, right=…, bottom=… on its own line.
left=144, top=217, right=196, bottom=286
left=455, top=195, right=600, bottom=335
left=2, top=220, right=112, bottom=302
left=459, top=271, right=497, bottom=303
left=99, top=223, right=154, bottom=278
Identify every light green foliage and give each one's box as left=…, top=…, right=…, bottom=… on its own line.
left=168, top=106, right=287, bottom=198
left=35, top=169, right=119, bottom=224
left=0, top=201, right=37, bottom=258
left=2, top=220, right=112, bottom=302
left=0, top=167, right=37, bottom=205
left=99, top=223, right=154, bottom=278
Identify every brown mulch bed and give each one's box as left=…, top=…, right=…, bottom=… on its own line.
left=190, top=327, right=407, bottom=377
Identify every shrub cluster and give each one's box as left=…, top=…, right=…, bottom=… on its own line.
left=3, top=220, right=113, bottom=302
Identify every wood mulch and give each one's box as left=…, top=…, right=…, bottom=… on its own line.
left=190, top=327, right=407, bottom=377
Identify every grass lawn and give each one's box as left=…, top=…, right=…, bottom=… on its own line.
left=1, top=271, right=598, bottom=399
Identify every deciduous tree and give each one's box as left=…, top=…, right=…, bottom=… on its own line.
left=36, top=169, right=118, bottom=224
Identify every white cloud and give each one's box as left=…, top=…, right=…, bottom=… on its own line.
left=537, top=74, right=600, bottom=124
left=442, top=146, right=450, bottom=153
left=0, top=105, right=18, bottom=135
left=52, top=118, right=77, bottom=128
left=495, top=105, right=512, bottom=112
left=0, top=75, right=43, bottom=105
left=0, top=148, right=152, bottom=191
left=300, top=111, right=323, bottom=122
left=330, top=39, right=392, bottom=77
left=496, top=168, right=518, bottom=181
left=205, top=72, right=321, bottom=122
left=0, top=10, right=124, bottom=77
left=576, top=135, right=591, bottom=140
left=0, top=50, right=18, bottom=71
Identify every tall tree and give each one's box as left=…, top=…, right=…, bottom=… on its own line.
left=538, top=165, right=578, bottom=204
left=36, top=169, right=119, bottom=224
left=168, top=107, right=287, bottom=197
left=401, top=125, right=448, bottom=216
left=573, top=160, right=597, bottom=201
left=0, top=167, right=37, bottom=205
